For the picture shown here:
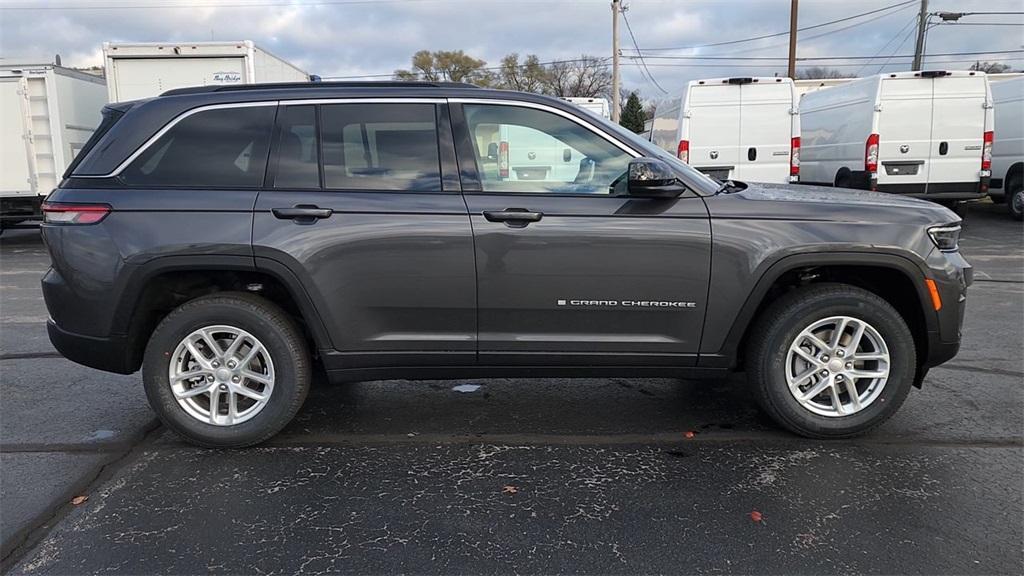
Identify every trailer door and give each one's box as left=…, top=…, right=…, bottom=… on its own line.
left=738, top=81, right=794, bottom=183
left=928, top=75, right=987, bottom=189
left=110, top=57, right=249, bottom=102
left=878, top=77, right=932, bottom=191
left=0, top=78, right=32, bottom=195
left=686, top=84, right=741, bottom=181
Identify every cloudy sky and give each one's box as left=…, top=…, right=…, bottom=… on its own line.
left=1, top=0, right=1021, bottom=97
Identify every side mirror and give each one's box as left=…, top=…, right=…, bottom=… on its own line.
left=627, top=158, right=686, bottom=198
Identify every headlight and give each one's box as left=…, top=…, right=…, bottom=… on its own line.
left=928, top=224, right=961, bottom=252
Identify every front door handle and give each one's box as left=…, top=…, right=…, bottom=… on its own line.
left=483, top=208, right=543, bottom=228
left=272, top=205, right=333, bottom=223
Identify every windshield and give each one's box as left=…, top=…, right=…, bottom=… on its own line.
left=583, top=111, right=721, bottom=195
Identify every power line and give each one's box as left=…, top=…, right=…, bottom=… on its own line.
left=854, top=12, right=919, bottom=76
left=318, top=55, right=610, bottom=80
left=629, top=0, right=917, bottom=52
left=622, top=50, right=1024, bottom=62
left=620, top=5, right=667, bottom=94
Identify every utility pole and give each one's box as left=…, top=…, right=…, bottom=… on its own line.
left=611, top=0, right=621, bottom=122
left=787, top=0, right=799, bottom=79
left=912, top=0, right=929, bottom=71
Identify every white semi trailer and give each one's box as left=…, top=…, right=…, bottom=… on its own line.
left=0, top=65, right=107, bottom=231
left=103, top=41, right=311, bottom=102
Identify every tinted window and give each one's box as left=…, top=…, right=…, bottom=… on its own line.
left=122, top=105, right=275, bottom=188
left=463, top=104, right=631, bottom=195
left=321, top=103, right=441, bottom=191
left=273, top=105, right=320, bottom=189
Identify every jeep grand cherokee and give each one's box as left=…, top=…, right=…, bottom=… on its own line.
left=41, top=82, right=972, bottom=447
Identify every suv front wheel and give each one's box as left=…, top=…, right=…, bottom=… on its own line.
left=747, top=284, right=916, bottom=438
left=143, top=293, right=310, bottom=448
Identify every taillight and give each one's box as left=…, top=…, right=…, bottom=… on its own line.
left=865, top=133, right=879, bottom=174
left=41, top=202, right=111, bottom=225
left=677, top=139, right=689, bottom=163
left=498, top=141, right=509, bottom=179
left=982, top=131, right=993, bottom=171
left=790, top=136, right=801, bottom=177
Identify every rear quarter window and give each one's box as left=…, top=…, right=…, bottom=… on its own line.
left=121, top=105, right=276, bottom=188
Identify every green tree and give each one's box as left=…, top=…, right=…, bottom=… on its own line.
left=620, top=91, right=645, bottom=133
left=970, top=61, right=1013, bottom=74
left=394, top=50, right=493, bottom=85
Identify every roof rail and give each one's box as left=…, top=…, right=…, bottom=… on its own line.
left=161, top=80, right=481, bottom=97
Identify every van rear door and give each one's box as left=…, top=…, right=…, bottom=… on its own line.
left=738, top=81, right=793, bottom=183
left=878, top=77, right=933, bottom=190
left=928, top=74, right=987, bottom=190
left=686, top=83, right=740, bottom=180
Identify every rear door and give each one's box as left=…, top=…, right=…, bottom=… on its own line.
left=454, top=100, right=712, bottom=367
left=252, top=100, right=477, bottom=368
left=737, top=82, right=793, bottom=183
left=878, top=77, right=932, bottom=189
left=110, top=57, right=247, bottom=102
left=928, top=75, right=987, bottom=187
left=686, top=84, right=741, bottom=180
left=0, top=78, right=31, bottom=195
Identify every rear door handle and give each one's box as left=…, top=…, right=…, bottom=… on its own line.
left=748, top=147, right=757, bottom=161
left=482, top=208, right=543, bottom=227
left=272, top=205, right=333, bottom=222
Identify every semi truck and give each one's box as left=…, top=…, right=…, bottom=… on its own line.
left=0, top=64, right=107, bottom=231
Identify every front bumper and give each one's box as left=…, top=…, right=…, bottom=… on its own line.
left=47, top=320, right=134, bottom=374
left=922, top=251, right=972, bottom=370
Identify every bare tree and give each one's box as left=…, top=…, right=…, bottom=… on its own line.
left=970, top=61, right=1014, bottom=74
left=543, top=55, right=612, bottom=98
left=795, top=67, right=855, bottom=80
left=394, top=50, right=493, bottom=85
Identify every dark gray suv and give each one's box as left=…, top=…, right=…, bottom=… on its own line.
left=41, top=82, right=971, bottom=447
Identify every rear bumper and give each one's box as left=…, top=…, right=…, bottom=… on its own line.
left=876, top=180, right=988, bottom=200
left=47, top=320, right=134, bottom=374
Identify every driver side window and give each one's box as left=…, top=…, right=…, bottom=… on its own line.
left=463, top=104, right=631, bottom=195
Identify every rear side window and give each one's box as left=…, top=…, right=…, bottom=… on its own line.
left=321, top=103, right=441, bottom=192
left=122, top=105, right=276, bottom=188
left=63, top=106, right=124, bottom=179
left=273, top=105, right=320, bottom=189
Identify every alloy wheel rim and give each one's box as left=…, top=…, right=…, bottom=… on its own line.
left=168, top=325, right=275, bottom=426
left=785, top=315, right=890, bottom=417
left=1013, top=190, right=1023, bottom=216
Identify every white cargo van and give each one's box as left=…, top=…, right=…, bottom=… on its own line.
left=799, top=70, right=993, bottom=203
left=103, top=41, right=310, bottom=102
left=0, top=65, right=107, bottom=230
left=560, top=97, right=611, bottom=119
left=651, top=77, right=800, bottom=184
left=988, top=76, right=1023, bottom=219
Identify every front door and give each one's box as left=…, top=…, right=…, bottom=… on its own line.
left=252, top=100, right=477, bottom=368
left=453, top=101, right=712, bottom=366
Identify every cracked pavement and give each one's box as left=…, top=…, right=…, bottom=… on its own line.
left=2, top=201, right=1022, bottom=574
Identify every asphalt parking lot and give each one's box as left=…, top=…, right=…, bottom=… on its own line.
left=1, top=201, right=1021, bottom=575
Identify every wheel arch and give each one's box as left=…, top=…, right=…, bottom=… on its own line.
left=112, top=255, right=332, bottom=373
left=707, top=252, right=936, bottom=378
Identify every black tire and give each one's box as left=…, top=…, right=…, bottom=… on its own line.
left=834, top=169, right=852, bottom=190
left=1007, top=174, right=1023, bottom=221
left=143, top=292, right=310, bottom=448
left=747, top=283, right=916, bottom=439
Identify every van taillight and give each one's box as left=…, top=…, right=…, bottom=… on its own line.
left=865, top=133, right=879, bottom=174
left=677, top=139, right=689, bottom=163
left=41, top=202, right=111, bottom=225
left=981, top=131, right=993, bottom=171
left=498, top=141, right=509, bottom=179
left=790, top=137, right=801, bottom=177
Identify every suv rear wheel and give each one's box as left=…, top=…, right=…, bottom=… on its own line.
left=747, top=283, right=915, bottom=438
left=142, top=293, right=310, bottom=448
